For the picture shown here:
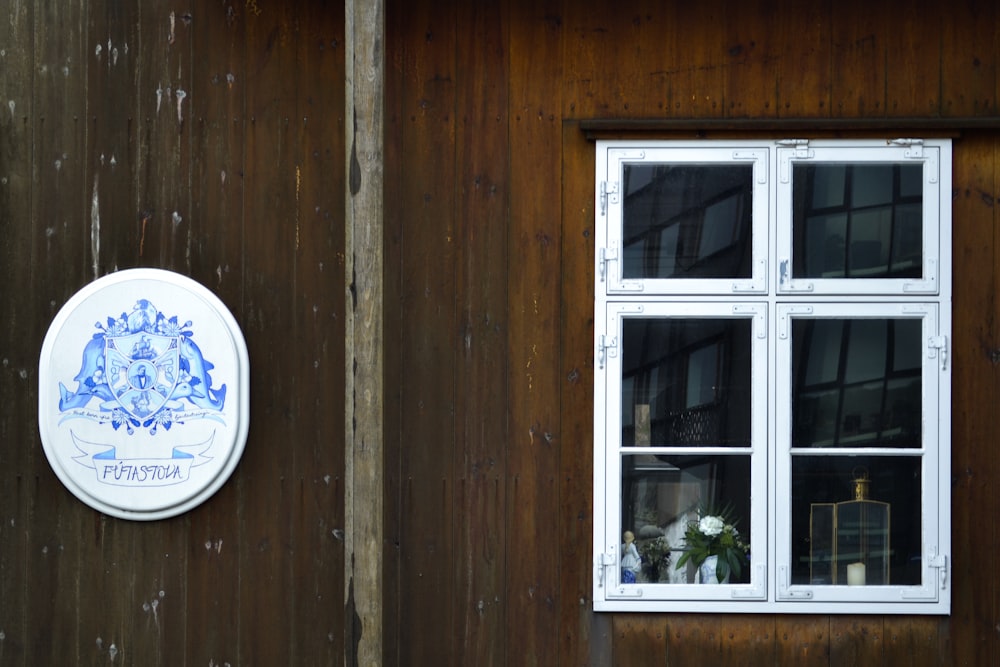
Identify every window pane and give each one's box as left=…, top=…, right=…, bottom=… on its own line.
left=622, top=164, right=753, bottom=279
left=622, top=318, right=752, bottom=447
left=791, top=456, right=922, bottom=586
left=792, top=163, right=923, bottom=279
left=792, top=319, right=922, bottom=448
left=621, top=454, right=751, bottom=584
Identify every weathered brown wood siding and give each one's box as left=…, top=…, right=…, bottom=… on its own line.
left=2, top=0, right=1000, bottom=666
left=0, top=1, right=347, bottom=665
left=384, top=0, right=999, bottom=665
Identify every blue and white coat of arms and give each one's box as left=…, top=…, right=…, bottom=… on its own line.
left=39, top=269, right=249, bottom=520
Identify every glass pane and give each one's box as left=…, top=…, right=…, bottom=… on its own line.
left=792, top=163, right=923, bottom=279
left=622, top=318, right=752, bottom=447
left=622, top=164, right=753, bottom=279
left=851, top=165, right=894, bottom=207
left=620, top=454, right=751, bottom=584
left=791, top=456, right=922, bottom=586
left=792, top=319, right=922, bottom=448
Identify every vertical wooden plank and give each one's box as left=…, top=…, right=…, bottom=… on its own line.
left=950, top=133, right=998, bottom=667
left=662, top=615, right=776, bottom=666
left=992, top=129, right=1000, bottom=667
left=86, top=0, right=139, bottom=275
left=507, top=0, right=562, bottom=664
left=612, top=615, right=667, bottom=665
left=127, top=5, right=194, bottom=665
left=829, top=616, right=884, bottom=665
left=775, top=616, right=831, bottom=666
left=723, top=0, right=779, bottom=119
left=720, top=615, right=778, bottom=666
left=884, top=0, right=941, bottom=117
left=883, top=617, right=944, bottom=667
left=133, top=2, right=194, bottom=269
left=182, top=4, right=247, bottom=664
left=346, top=0, right=384, bottom=664
left=238, top=3, right=298, bottom=664
left=382, top=0, right=406, bottom=661
left=293, top=3, right=346, bottom=663
left=451, top=1, right=509, bottom=665
left=559, top=3, right=618, bottom=120
left=382, top=0, right=404, bottom=663
left=829, top=0, right=886, bottom=118
left=558, top=122, right=608, bottom=667
left=26, top=3, right=89, bottom=665
left=74, top=5, right=141, bottom=666
left=0, top=0, right=34, bottom=663
left=992, top=132, right=1000, bottom=667
left=772, top=1, right=832, bottom=118
left=662, top=615, right=725, bottom=664
left=664, top=2, right=726, bottom=119
left=940, top=1, right=997, bottom=117
left=392, top=0, right=458, bottom=663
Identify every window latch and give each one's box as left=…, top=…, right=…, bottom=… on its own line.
left=596, top=551, right=617, bottom=587
left=929, top=553, right=948, bottom=590
left=597, top=335, right=618, bottom=370
left=598, top=247, right=617, bottom=282
left=928, top=335, right=948, bottom=371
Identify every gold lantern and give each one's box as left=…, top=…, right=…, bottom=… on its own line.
left=810, top=469, right=890, bottom=585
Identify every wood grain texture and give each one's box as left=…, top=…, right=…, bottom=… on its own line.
left=451, top=1, right=509, bottom=665
left=390, top=0, right=460, bottom=663
left=559, top=122, right=606, bottom=667
left=949, top=132, right=998, bottom=667
left=346, top=0, right=385, bottom=664
left=26, top=2, right=89, bottom=664
left=0, top=0, right=35, bottom=664
left=506, top=1, right=563, bottom=664
left=6, top=1, right=1000, bottom=665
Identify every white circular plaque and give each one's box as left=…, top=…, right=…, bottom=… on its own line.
left=38, top=269, right=249, bottom=520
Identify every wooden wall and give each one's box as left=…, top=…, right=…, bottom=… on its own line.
left=2, top=0, right=999, bottom=666
left=0, top=2, right=347, bottom=665
left=384, top=0, right=999, bottom=666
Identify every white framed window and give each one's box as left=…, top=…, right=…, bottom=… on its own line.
left=593, top=139, right=951, bottom=614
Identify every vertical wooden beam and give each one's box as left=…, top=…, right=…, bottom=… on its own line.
left=345, top=0, right=384, bottom=665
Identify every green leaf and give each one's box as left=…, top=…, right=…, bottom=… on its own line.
left=716, top=558, right=729, bottom=583
left=726, top=550, right=742, bottom=580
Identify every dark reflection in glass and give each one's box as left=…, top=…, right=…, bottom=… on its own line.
left=791, top=455, right=921, bottom=586
left=621, top=454, right=751, bottom=584
left=622, top=164, right=753, bottom=279
left=792, top=163, right=923, bottom=279
left=622, top=318, right=752, bottom=447
left=792, top=318, right=922, bottom=448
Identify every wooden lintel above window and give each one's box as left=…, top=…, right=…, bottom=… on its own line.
left=577, top=117, right=1000, bottom=140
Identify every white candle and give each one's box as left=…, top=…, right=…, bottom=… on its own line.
left=847, top=562, right=866, bottom=586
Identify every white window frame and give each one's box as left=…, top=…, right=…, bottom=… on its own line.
left=593, top=139, right=951, bottom=614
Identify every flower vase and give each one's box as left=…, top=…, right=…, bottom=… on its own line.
left=698, top=555, right=730, bottom=584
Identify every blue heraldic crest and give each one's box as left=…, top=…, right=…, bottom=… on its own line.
left=55, top=299, right=229, bottom=487
left=58, top=298, right=227, bottom=434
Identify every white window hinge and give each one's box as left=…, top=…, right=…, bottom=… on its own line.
left=928, top=335, right=948, bottom=371
left=890, top=138, right=924, bottom=158
left=599, top=180, right=619, bottom=216
left=597, top=334, right=618, bottom=370
left=776, top=138, right=810, bottom=147
left=598, top=247, right=617, bottom=282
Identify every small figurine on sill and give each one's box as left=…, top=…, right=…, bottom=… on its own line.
left=621, top=530, right=641, bottom=583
